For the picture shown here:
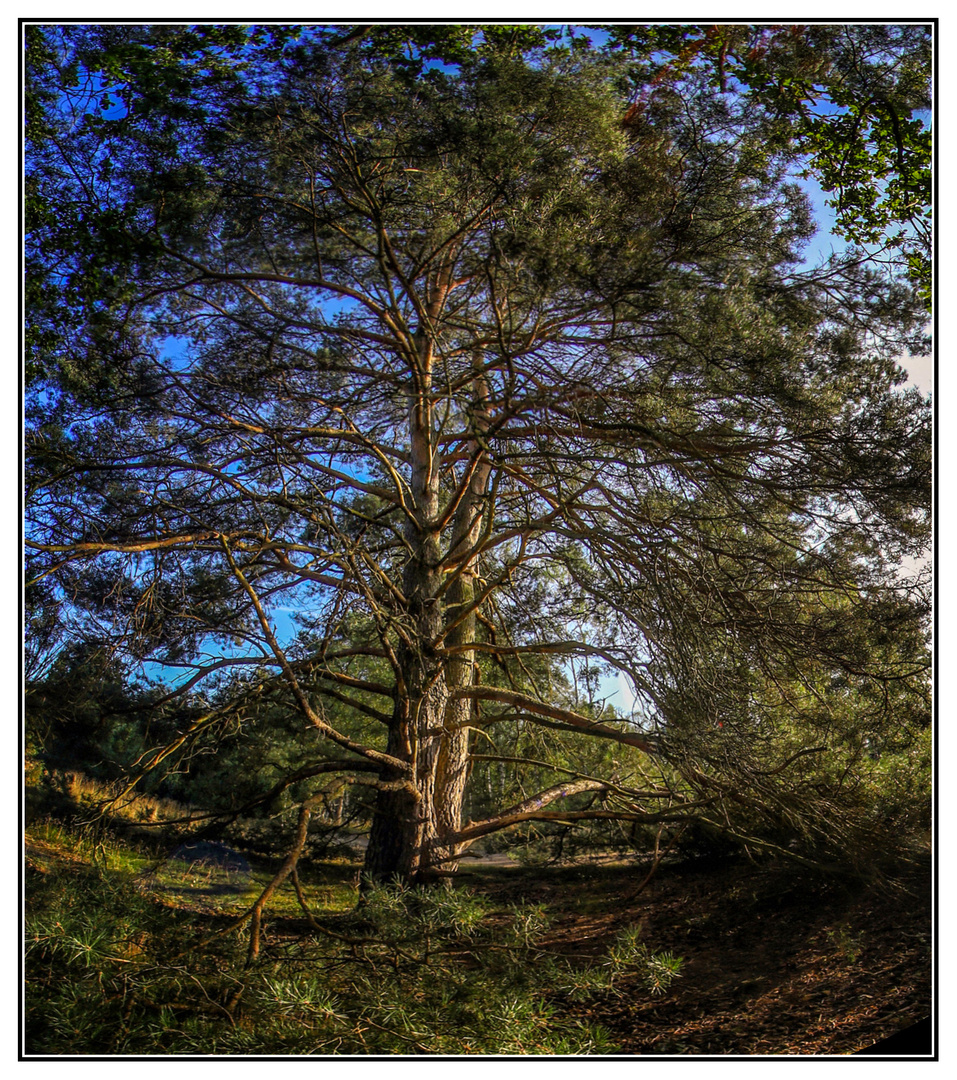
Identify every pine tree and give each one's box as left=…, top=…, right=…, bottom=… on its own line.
left=26, top=25, right=930, bottom=883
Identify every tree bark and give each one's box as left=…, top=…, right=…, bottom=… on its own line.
left=362, top=355, right=488, bottom=883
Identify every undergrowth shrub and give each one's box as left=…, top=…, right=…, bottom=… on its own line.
left=862, top=727, right=932, bottom=837
left=25, top=857, right=682, bottom=1055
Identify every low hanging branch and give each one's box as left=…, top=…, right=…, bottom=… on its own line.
left=245, top=795, right=321, bottom=966
left=451, top=807, right=702, bottom=851
left=444, top=778, right=711, bottom=855
left=455, top=686, right=659, bottom=754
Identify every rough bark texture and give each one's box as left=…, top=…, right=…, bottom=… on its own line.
left=362, top=359, right=488, bottom=882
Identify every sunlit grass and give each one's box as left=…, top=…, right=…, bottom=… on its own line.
left=26, top=762, right=363, bottom=917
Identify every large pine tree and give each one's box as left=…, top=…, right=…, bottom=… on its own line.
left=26, top=25, right=931, bottom=882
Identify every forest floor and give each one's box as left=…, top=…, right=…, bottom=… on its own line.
left=25, top=810, right=932, bottom=1057
left=464, top=852, right=933, bottom=1056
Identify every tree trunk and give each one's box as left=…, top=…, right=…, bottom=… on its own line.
left=362, top=514, right=476, bottom=882
left=364, top=595, right=480, bottom=881
left=362, top=353, right=487, bottom=884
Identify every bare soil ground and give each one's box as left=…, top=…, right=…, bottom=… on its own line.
left=469, top=852, right=932, bottom=1056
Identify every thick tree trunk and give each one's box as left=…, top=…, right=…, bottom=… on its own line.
left=362, top=353, right=487, bottom=884
left=363, top=570, right=471, bottom=881
left=363, top=534, right=448, bottom=882
left=363, top=723, right=469, bottom=883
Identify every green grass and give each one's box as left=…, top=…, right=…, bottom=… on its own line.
left=27, top=817, right=155, bottom=876
left=25, top=762, right=364, bottom=920
left=27, top=816, right=359, bottom=921
left=140, top=857, right=357, bottom=918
